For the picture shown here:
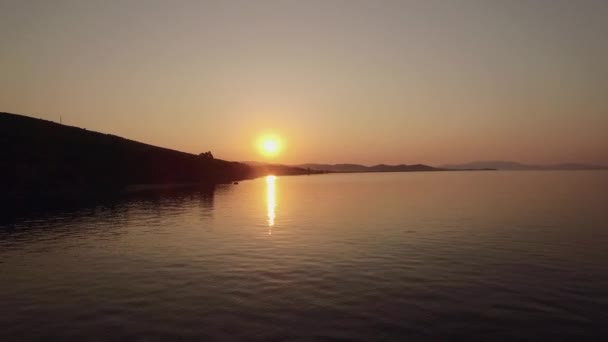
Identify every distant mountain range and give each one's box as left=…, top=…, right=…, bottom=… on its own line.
left=243, top=162, right=442, bottom=173
left=244, top=161, right=607, bottom=173
left=439, top=161, right=607, bottom=171
left=294, top=163, right=442, bottom=173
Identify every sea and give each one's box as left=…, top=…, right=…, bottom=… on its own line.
left=1, top=171, right=607, bottom=341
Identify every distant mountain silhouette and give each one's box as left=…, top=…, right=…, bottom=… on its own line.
left=294, top=163, right=442, bottom=173
left=440, top=161, right=607, bottom=170
left=1, top=112, right=311, bottom=206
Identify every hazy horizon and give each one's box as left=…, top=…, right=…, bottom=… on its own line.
left=2, top=0, right=607, bottom=165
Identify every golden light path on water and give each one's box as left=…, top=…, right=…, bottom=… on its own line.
left=266, top=175, right=276, bottom=234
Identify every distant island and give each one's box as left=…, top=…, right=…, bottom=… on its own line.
left=439, top=161, right=607, bottom=171
left=294, top=163, right=444, bottom=173
left=291, top=161, right=606, bottom=173
left=242, top=162, right=495, bottom=173
left=0, top=112, right=315, bottom=207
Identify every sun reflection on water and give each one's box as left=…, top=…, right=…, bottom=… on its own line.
left=266, top=175, right=276, bottom=233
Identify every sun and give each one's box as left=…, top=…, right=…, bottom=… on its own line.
left=257, top=135, right=282, bottom=157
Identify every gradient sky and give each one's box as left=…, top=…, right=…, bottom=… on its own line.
left=1, top=0, right=607, bottom=165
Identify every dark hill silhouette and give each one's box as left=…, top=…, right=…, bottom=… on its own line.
left=0, top=112, right=310, bottom=205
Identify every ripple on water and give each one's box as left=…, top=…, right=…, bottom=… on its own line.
left=2, top=172, right=608, bottom=340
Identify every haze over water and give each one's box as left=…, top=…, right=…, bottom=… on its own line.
left=2, top=171, right=607, bottom=340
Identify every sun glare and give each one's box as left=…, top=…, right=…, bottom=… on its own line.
left=258, top=136, right=282, bottom=157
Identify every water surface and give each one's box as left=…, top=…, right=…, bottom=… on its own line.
left=2, top=171, right=608, bottom=340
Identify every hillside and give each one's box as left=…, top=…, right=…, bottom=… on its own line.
left=0, top=112, right=309, bottom=203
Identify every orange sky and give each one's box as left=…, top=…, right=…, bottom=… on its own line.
left=1, top=0, right=607, bottom=166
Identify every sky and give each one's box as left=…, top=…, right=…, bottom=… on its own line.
left=1, top=0, right=607, bottom=166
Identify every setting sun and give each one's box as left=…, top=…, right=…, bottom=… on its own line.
left=258, top=135, right=282, bottom=158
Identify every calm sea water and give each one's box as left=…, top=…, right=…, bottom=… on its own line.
left=1, top=171, right=608, bottom=341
